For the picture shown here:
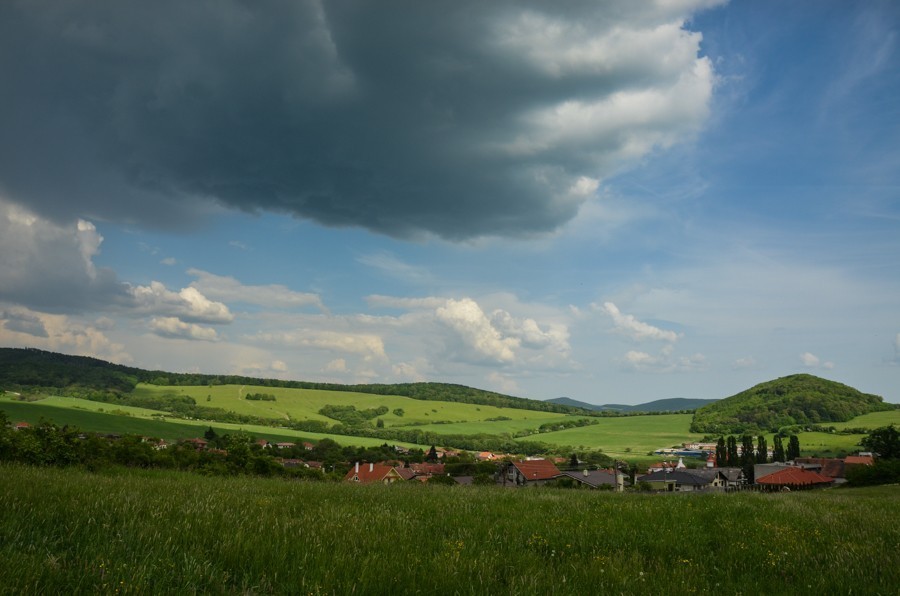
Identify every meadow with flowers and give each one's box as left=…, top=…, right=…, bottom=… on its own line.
left=2, top=463, right=898, bottom=595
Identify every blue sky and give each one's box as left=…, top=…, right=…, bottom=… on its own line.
left=1, top=1, right=898, bottom=405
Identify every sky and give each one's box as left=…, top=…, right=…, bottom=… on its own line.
left=1, top=0, right=898, bottom=405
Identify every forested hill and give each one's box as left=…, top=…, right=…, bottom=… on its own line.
left=547, top=396, right=717, bottom=413
left=690, top=374, right=896, bottom=434
left=0, top=348, right=587, bottom=415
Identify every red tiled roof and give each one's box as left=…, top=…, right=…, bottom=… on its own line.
left=344, top=462, right=404, bottom=484
left=844, top=455, right=874, bottom=466
left=512, top=459, right=561, bottom=481
left=756, top=467, right=834, bottom=486
left=410, top=462, right=445, bottom=475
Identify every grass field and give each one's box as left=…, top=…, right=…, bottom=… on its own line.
left=134, top=383, right=567, bottom=427
left=3, top=388, right=895, bottom=460
left=0, top=397, right=421, bottom=449
left=1, top=464, right=898, bottom=595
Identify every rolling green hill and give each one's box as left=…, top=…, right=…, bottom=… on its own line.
left=690, top=374, right=896, bottom=434
left=0, top=347, right=586, bottom=415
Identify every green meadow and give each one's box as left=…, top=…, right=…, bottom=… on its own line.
left=0, top=396, right=419, bottom=449
left=133, top=382, right=568, bottom=426
left=1, top=464, right=898, bottom=595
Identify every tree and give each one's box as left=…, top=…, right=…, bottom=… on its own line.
left=772, top=435, right=785, bottom=462
left=204, top=426, right=218, bottom=442
left=756, top=435, right=768, bottom=464
left=787, top=435, right=801, bottom=461
left=715, top=437, right=727, bottom=467
left=740, top=435, right=755, bottom=483
left=426, top=445, right=439, bottom=462
left=569, top=453, right=579, bottom=468
left=726, top=435, right=739, bottom=467
left=860, top=424, right=900, bottom=459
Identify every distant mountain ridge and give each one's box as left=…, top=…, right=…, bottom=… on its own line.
left=690, top=373, right=896, bottom=434
left=547, top=396, right=717, bottom=413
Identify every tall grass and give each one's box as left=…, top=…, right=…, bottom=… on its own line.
left=1, top=464, right=897, bottom=594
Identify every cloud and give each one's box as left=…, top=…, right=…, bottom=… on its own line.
left=357, top=253, right=434, bottom=285
left=250, top=330, right=386, bottom=361
left=366, top=295, right=446, bottom=310
left=148, top=317, right=219, bottom=342
left=600, top=301, right=679, bottom=342
left=187, top=269, right=325, bottom=312
left=0, top=309, right=49, bottom=338
left=128, top=282, right=233, bottom=324
left=436, top=298, right=518, bottom=364
left=732, top=356, right=757, bottom=370
left=0, top=1, right=719, bottom=240
left=800, top=352, right=834, bottom=370
left=620, top=348, right=706, bottom=373
left=0, top=307, right=131, bottom=364
left=490, top=309, right=570, bottom=354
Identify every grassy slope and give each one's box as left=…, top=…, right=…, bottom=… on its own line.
left=0, top=397, right=420, bottom=448
left=134, top=383, right=567, bottom=426
left=2, top=464, right=898, bottom=594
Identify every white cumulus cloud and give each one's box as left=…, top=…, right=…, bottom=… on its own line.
left=600, top=301, right=679, bottom=342
left=148, top=317, right=219, bottom=342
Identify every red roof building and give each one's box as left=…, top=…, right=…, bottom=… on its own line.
left=844, top=455, right=875, bottom=467
left=506, top=459, right=562, bottom=486
left=344, top=462, right=405, bottom=484
left=756, top=467, right=834, bottom=490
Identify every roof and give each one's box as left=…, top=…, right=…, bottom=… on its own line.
left=844, top=455, right=874, bottom=466
left=344, top=462, right=404, bottom=484
left=638, top=470, right=710, bottom=486
left=756, top=467, right=834, bottom=487
left=511, top=459, right=562, bottom=481
left=395, top=467, right=416, bottom=480
left=795, top=457, right=845, bottom=478
left=561, top=470, right=620, bottom=488
left=410, top=462, right=445, bottom=476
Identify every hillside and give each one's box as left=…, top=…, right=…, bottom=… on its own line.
left=0, top=347, right=586, bottom=415
left=690, top=374, right=896, bottom=434
left=547, top=396, right=717, bottom=412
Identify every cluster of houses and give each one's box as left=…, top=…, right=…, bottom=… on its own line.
left=6, top=420, right=876, bottom=490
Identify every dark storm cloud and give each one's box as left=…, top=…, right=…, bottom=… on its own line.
left=0, top=0, right=719, bottom=239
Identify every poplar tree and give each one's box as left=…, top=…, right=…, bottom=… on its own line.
left=773, top=436, right=785, bottom=462
left=716, top=437, right=727, bottom=467
left=741, top=435, right=756, bottom=484
left=787, top=435, right=801, bottom=461
left=756, top=435, right=768, bottom=464
left=726, top=435, right=739, bottom=467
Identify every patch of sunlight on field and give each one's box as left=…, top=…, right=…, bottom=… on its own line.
left=11, top=395, right=168, bottom=418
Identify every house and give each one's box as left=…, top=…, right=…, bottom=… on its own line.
left=255, top=439, right=270, bottom=449
left=755, top=467, right=834, bottom=491
left=477, top=451, right=497, bottom=461
left=647, top=458, right=687, bottom=473
left=344, top=462, right=405, bottom=484
left=180, top=438, right=208, bottom=450
left=275, top=442, right=296, bottom=450
left=794, top=458, right=846, bottom=482
left=409, top=462, right=445, bottom=477
left=844, top=454, right=875, bottom=467
left=13, top=422, right=31, bottom=431
left=560, top=468, right=628, bottom=490
left=302, top=442, right=314, bottom=451
left=638, top=470, right=711, bottom=492
left=505, top=459, right=562, bottom=486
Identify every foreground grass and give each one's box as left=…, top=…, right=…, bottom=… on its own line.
left=1, top=465, right=898, bottom=595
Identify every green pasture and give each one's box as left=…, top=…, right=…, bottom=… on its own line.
left=134, top=383, right=567, bottom=426
left=393, top=416, right=578, bottom=435
left=2, top=464, right=898, bottom=595
left=830, top=409, right=900, bottom=429
left=518, top=414, right=702, bottom=457
left=0, top=398, right=419, bottom=449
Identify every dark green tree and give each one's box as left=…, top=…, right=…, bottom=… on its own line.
left=726, top=435, right=739, bottom=467
left=426, top=445, right=439, bottom=462
left=860, top=424, right=900, bottom=459
left=756, top=435, right=768, bottom=464
left=204, top=426, right=218, bottom=442
left=569, top=453, right=579, bottom=468
left=773, top=435, right=785, bottom=462
left=787, top=435, right=801, bottom=460
left=715, top=437, right=727, bottom=467
left=737, top=435, right=755, bottom=484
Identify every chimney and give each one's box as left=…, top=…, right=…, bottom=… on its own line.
left=369, top=462, right=374, bottom=472
left=355, top=462, right=359, bottom=474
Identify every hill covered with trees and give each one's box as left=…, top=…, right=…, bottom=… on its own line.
left=690, top=374, right=896, bottom=434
